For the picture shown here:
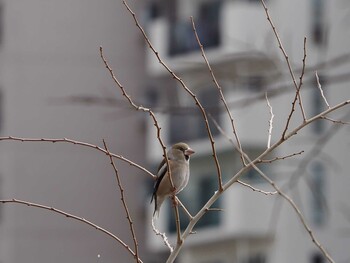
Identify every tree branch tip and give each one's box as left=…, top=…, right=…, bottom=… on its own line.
left=205, top=207, right=224, bottom=212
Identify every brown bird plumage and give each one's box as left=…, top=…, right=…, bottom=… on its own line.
left=151, top=142, right=195, bottom=217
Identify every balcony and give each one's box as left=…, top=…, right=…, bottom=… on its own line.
left=145, top=0, right=276, bottom=76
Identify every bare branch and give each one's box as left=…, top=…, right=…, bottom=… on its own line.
left=205, top=208, right=224, bottom=212
left=265, top=92, right=274, bottom=149
left=0, top=198, right=142, bottom=262
left=238, top=180, right=277, bottom=195
left=151, top=217, right=174, bottom=252
left=176, top=197, right=193, bottom=220
left=260, top=0, right=307, bottom=122
left=320, top=116, right=350, bottom=125
left=0, top=136, right=154, bottom=178
left=190, top=16, right=245, bottom=167
left=103, top=140, right=140, bottom=263
left=282, top=100, right=349, bottom=142
left=281, top=37, right=308, bottom=138
left=259, top=150, right=305, bottom=163
left=316, top=71, right=331, bottom=109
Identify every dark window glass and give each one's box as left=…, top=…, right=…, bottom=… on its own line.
left=169, top=0, right=221, bottom=56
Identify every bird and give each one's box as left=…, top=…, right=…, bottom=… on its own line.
left=151, top=142, right=195, bottom=217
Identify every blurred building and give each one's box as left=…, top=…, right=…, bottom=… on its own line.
left=143, top=0, right=350, bottom=263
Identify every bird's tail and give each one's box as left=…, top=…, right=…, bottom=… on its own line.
left=152, top=195, right=165, bottom=218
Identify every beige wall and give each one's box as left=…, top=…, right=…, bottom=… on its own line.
left=0, top=1, right=148, bottom=262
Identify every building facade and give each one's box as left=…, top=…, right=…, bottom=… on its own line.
left=143, top=0, right=350, bottom=263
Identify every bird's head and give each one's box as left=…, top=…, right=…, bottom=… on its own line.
left=171, top=142, right=195, bottom=161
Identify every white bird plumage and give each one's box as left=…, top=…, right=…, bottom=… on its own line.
left=151, top=142, right=195, bottom=217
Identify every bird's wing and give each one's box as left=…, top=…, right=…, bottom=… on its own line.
left=151, top=158, right=168, bottom=203
left=156, top=157, right=167, bottom=175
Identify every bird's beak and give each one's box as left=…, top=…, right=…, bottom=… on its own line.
left=185, top=148, right=195, bottom=156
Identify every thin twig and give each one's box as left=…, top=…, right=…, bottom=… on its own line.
left=281, top=37, right=308, bottom=139
left=260, top=0, right=307, bottom=122
left=0, top=198, right=142, bottom=262
left=320, top=116, right=350, bottom=125
left=205, top=208, right=224, bottom=212
left=265, top=92, right=274, bottom=149
left=151, top=217, right=174, bottom=252
left=282, top=100, right=349, bottom=142
left=315, top=71, right=331, bottom=109
left=176, top=197, right=193, bottom=220
left=121, top=1, right=224, bottom=193
left=0, top=136, right=154, bottom=178
left=190, top=16, right=245, bottom=167
left=258, top=150, right=305, bottom=163
left=238, top=180, right=277, bottom=195
left=103, top=140, right=140, bottom=263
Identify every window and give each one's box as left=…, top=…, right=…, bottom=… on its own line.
left=147, top=1, right=162, bottom=20
left=168, top=0, right=221, bottom=56
left=241, top=253, right=266, bottom=263
left=311, top=0, right=327, bottom=46
left=311, top=252, right=324, bottom=263
left=146, top=0, right=176, bottom=21
left=309, top=161, right=327, bottom=226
